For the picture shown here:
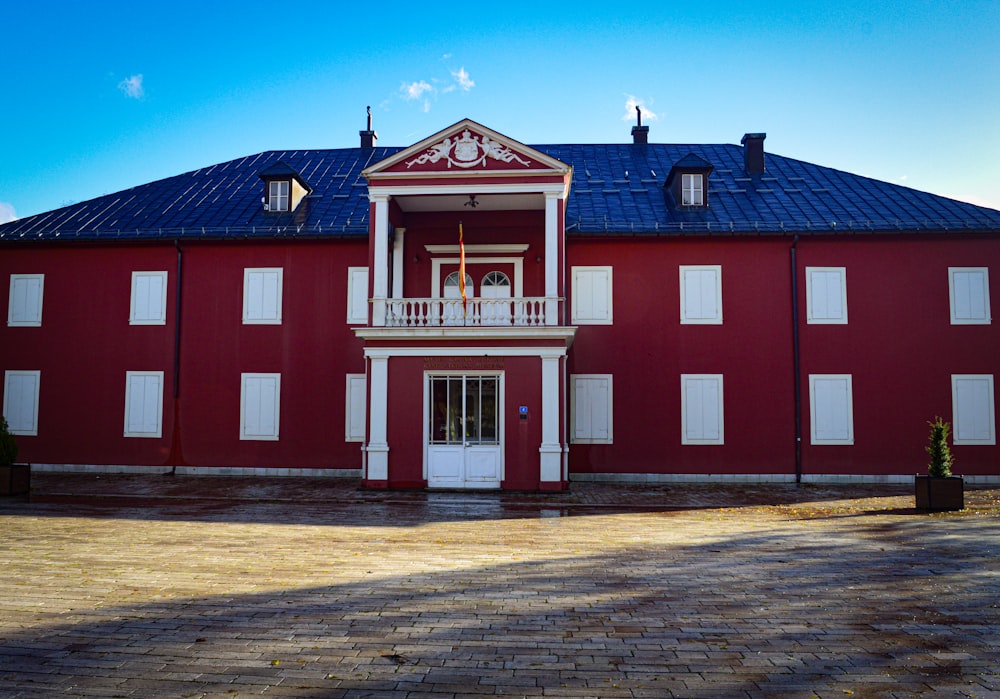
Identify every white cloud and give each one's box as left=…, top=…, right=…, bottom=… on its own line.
left=118, top=74, right=145, bottom=99
left=622, top=94, right=658, bottom=122
left=401, top=80, right=433, bottom=101
left=452, top=67, right=474, bottom=91
left=0, top=202, right=16, bottom=224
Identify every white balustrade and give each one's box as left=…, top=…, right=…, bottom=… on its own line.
left=385, top=297, right=550, bottom=327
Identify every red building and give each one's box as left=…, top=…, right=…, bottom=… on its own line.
left=2, top=118, right=998, bottom=488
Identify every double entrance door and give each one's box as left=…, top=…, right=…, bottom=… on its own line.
left=426, top=375, right=502, bottom=488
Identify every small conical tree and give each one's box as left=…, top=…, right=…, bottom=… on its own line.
left=926, top=416, right=954, bottom=478
left=0, top=416, right=17, bottom=467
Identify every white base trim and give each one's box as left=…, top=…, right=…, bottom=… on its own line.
left=29, top=464, right=361, bottom=478
left=571, top=472, right=1000, bottom=485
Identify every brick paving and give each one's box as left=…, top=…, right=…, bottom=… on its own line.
left=0, top=474, right=998, bottom=698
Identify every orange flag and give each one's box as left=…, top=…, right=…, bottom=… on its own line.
left=458, top=221, right=467, bottom=316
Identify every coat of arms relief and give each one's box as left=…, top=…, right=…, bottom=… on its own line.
left=405, top=130, right=532, bottom=169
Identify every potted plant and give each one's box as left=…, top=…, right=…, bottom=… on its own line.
left=915, top=416, right=963, bottom=511
left=0, top=416, right=30, bottom=496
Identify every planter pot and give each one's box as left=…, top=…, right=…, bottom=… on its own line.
left=915, top=474, right=964, bottom=511
left=0, top=463, right=31, bottom=496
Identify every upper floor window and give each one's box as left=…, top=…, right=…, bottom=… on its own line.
left=129, top=271, right=168, bottom=325
left=949, top=267, right=991, bottom=324
left=571, top=266, right=613, bottom=325
left=681, top=174, right=704, bottom=206
left=806, top=267, right=848, bottom=324
left=243, top=268, right=283, bottom=325
left=3, top=370, right=40, bottom=436
left=680, top=265, right=722, bottom=324
left=8, top=274, right=44, bottom=327
left=268, top=181, right=290, bottom=212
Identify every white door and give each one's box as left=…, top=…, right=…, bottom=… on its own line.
left=427, top=375, right=502, bottom=488
left=442, top=272, right=474, bottom=325
left=480, top=271, right=512, bottom=324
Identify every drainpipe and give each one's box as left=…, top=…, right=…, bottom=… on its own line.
left=166, top=240, right=185, bottom=473
left=790, top=234, right=802, bottom=484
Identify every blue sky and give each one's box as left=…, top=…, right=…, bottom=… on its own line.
left=2, top=0, right=998, bottom=223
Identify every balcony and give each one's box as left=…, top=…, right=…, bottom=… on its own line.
left=385, top=297, right=552, bottom=327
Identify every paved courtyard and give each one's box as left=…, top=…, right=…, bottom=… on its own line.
left=1, top=475, right=998, bottom=698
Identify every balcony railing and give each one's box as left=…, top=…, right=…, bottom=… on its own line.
left=385, top=297, right=549, bottom=327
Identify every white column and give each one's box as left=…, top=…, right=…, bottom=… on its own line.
left=371, top=195, right=390, bottom=326
left=544, top=193, right=561, bottom=325
left=366, top=354, right=389, bottom=481
left=391, top=228, right=406, bottom=299
left=539, top=353, right=563, bottom=483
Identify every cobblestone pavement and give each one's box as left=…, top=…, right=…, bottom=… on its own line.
left=1, top=475, right=998, bottom=698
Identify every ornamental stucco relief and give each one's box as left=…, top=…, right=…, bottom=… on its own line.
left=406, top=130, right=532, bottom=169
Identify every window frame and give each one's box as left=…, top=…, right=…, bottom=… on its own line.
left=948, top=267, right=991, bottom=325
left=571, top=266, right=613, bottom=325
left=267, top=180, right=290, bottom=212
left=809, top=374, right=854, bottom=445
left=123, top=371, right=165, bottom=438
left=240, top=372, right=281, bottom=441
left=570, top=374, right=613, bottom=444
left=951, top=374, right=996, bottom=445
left=681, top=173, right=704, bottom=207
left=129, top=271, right=168, bottom=326
left=681, top=374, right=725, bottom=445
left=679, top=265, right=723, bottom=325
left=3, top=370, right=41, bottom=436
left=7, top=274, right=44, bottom=327
left=242, top=268, right=283, bottom=325
left=805, top=266, right=848, bottom=324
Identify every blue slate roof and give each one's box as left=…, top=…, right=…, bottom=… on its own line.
left=2, top=142, right=998, bottom=242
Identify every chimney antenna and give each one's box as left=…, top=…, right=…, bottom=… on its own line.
left=366, top=105, right=372, bottom=131
left=636, top=106, right=642, bottom=128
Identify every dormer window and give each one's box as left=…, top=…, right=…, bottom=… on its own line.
left=681, top=174, right=703, bottom=206
left=666, top=153, right=714, bottom=209
left=268, top=181, right=290, bottom=212
left=258, top=161, right=312, bottom=214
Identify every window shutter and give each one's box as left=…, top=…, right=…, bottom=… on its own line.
left=571, top=375, right=612, bottom=443
left=241, top=374, right=280, bottom=440
left=682, top=375, right=723, bottom=444
left=347, top=267, right=369, bottom=324
left=125, top=372, right=163, bottom=437
left=950, top=269, right=989, bottom=323
left=8, top=275, right=44, bottom=326
left=810, top=375, right=854, bottom=444
left=807, top=268, right=847, bottom=323
left=952, top=375, right=995, bottom=444
left=3, top=370, right=40, bottom=435
left=572, top=267, right=612, bottom=324
left=243, top=269, right=282, bottom=324
left=346, top=374, right=366, bottom=441
left=681, top=266, right=721, bottom=323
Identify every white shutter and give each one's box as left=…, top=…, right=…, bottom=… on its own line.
left=3, top=370, right=40, bottom=435
left=682, top=375, right=724, bottom=444
left=949, top=268, right=990, bottom=324
left=8, top=275, right=44, bottom=326
left=130, top=272, right=167, bottom=324
left=680, top=266, right=722, bottom=324
left=952, top=375, right=996, bottom=444
left=571, top=267, right=612, bottom=324
left=347, top=267, right=369, bottom=324
left=807, top=267, right=847, bottom=323
left=571, top=375, right=612, bottom=443
left=124, top=372, right=164, bottom=438
left=241, top=373, right=280, bottom=440
left=243, top=269, right=283, bottom=324
left=346, top=374, right=366, bottom=442
left=810, top=375, right=854, bottom=444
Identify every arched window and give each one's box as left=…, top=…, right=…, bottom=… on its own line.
left=443, top=271, right=474, bottom=298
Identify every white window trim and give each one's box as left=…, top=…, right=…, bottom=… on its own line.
left=347, top=267, right=369, bottom=325
left=570, top=374, right=613, bottom=444
left=948, top=267, right=991, bottom=325
left=242, top=268, right=283, bottom=325
left=809, top=374, right=854, bottom=445
left=679, top=265, right=723, bottom=325
left=681, top=374, right=725, bottom=445
left=805, top=266, right=848, bottom=324
left=123, top=371, right=164, bottom=438
left=3, top=370, right=41, bottom=436
left=346, top=373, right=367, bottom=442
left=240, top=373, right=281, bottom=441
left=129, top=271, right=168, bottom=325
left=7, top=274, right=44, bottom=327
left=681, top=173, right=704, bottom=206
left=951, top=374, right=996, bottom=445
left=571, top=266, right=613, bottom=325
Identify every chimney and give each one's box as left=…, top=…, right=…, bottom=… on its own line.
left=741, top=133, right=766, bottom=175
left=631, top=106, right=649, bottom=145
left=360, top=105, right=378, bottom=149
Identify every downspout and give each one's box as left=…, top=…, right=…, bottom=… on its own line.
left=166, top=240, right=186, bottom=473
left=790, top=234, right=802, bottom=484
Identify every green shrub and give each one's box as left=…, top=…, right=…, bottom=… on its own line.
left=926, top=416, right=955, bottom=478
left=0, top=417, right=17, bottom=467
